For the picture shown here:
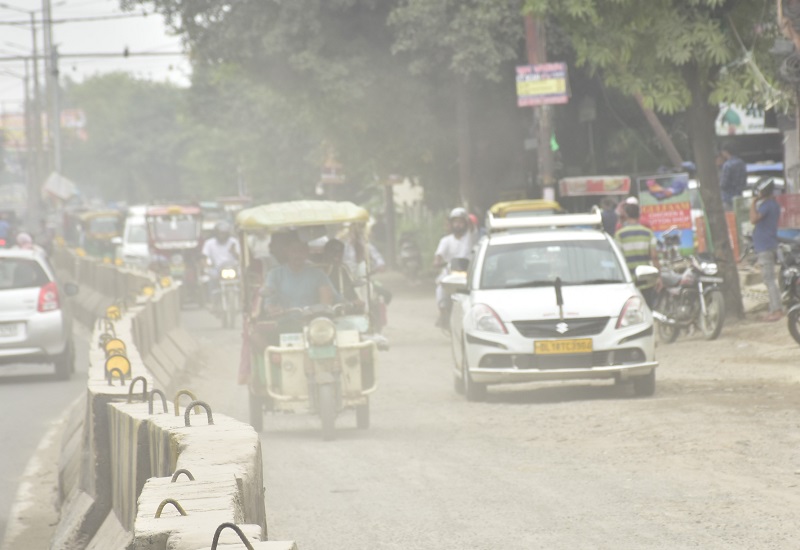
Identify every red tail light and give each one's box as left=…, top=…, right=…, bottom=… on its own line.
left=0, top=239, right=5, bottom=247
left=38, top=282, right=60, bottom=312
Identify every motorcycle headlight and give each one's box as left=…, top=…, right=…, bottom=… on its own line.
left=616, top=296, right=646, bottom=329
left=700, top=262, right=718, bottom=275
left=308, top=317, right=337, bottom=346
left=220, top=267, right=237, bottom=280
left=469, top=304, right=507, bottom=334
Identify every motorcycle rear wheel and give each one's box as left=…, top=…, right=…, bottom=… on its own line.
left=700, top=290, right=725, bottom=340
left=788, top=308, right=800, bottom=345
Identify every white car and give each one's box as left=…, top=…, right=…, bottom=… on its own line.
left=446, top=213, right=659, bottom=401
left=114, top=205, right=151, bottom=269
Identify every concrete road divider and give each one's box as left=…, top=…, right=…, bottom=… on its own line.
left=42, top=247, right=297, bottom=549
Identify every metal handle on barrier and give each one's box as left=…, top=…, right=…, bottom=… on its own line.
left=127, top=376, right=147, bottom=403
left=154, top=498, right=187, bottom=518
left=184, top=400, right=213, bottom=427
left=173, top=389, right=198, bottom=416
left=107, top=368, right=125, bottom=386
left=148, top=389, right=168, bottom=414
left=210, top=523, right=255, bottom=550
left=170, top=469, right=195, bottom=482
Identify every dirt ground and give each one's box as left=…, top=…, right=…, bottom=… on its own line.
left=185, top=272, right=800, bottom=549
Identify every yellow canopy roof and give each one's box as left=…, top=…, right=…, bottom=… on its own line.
left=77, top=210, right=121, bottom=221
left=488, top=199, right=564, bottom=217
left=236, top=200, right=370, bottom=230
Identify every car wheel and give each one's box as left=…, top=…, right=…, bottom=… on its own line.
left=632, top=369, right=656, bottom=397
left=462, top=341, right=486, bottom=402
left=54, top=340, right=74, bottom=381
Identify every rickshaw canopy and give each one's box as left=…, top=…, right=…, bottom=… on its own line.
left=236, top=200, right=370, bottom=231
left=77, top=209, right=122, bottom=222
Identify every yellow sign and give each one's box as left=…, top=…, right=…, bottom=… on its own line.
left=142, top=285, right=155, bottom=297
left=534, top=338, right=593, bottom=355
left=105, top=354, right=131, bottom=376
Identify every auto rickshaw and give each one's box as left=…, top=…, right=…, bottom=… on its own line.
left=77, top=210, right=122, bottom=259
left=144, top=204, right=204, bottom=306
left=236, top=200, right=382, bottom=440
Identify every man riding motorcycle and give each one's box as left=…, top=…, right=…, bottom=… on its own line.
left=202, top=221, right=241, bottom=309
left=434, top=207, right=476, bottom=328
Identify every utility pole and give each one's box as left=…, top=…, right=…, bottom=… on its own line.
left=42, top=0, right=61, bottom=175
left=524, top=16, right=555, bottom=201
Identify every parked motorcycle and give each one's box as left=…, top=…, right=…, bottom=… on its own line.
left=652, top=251, right=726, bottom=343
left=397, top=232, right=423, bottom=284
left=777, top=237, right=800, bottom=344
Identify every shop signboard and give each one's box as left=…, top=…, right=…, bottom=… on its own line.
left=558, top=175, right=630, bottom=197
left=516, top=63, right=569, bottom=107
left=636, top=173, right=694, bottom=254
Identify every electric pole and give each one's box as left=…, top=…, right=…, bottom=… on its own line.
left=524, top=16, right=555, bottom=201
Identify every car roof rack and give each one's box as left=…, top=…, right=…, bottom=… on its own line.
left=486, top=212, right=603, bottom=233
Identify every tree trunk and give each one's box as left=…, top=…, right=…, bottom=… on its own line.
left=685, top=64, right=744, bottom=318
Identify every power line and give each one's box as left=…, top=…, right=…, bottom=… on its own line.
left=0, top=12, right=150, bottom=26
left=0, top=51, right=185, bottom=62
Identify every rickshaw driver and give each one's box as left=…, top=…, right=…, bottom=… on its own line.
left=259, top=231, right=342, bottom=317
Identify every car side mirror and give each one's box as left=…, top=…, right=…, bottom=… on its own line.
left=441, top=272, right=468, bottom=295
left=64, top=282, right=79, bottom=297
left=449, top=257, right=470, bottom=272
left=634, top=265, right=659, bottom=285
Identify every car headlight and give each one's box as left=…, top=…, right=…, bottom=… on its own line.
left=308, top=317, right=337, bottom=345
left=220, top=267, right=237, bottom=280
left=470, top=303, right=507, bottom=334
left=616, top=296, right=646, bottom=329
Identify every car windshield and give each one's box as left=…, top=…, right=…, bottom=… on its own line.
left=89, top=216, right=118, bottom=234
left=127, top=223, right=148, bottom=244
left=150, top=214, right=199, bottom=242
left=480, top=240, right=626, bottom=290
left=0, top=258, right=49, bottom=290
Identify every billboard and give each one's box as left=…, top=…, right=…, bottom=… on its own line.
left=716, top=103, right=778, bottom=136
left=636, top=173, right=694, bottom=253
left=516, top=63, right=569, bottom=107
left=559, top=175, right=631, bottom=197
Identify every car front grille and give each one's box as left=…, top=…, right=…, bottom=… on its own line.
left=478, top=348, right=646, bottom=370
left=512, top=317, right=610, bottom=338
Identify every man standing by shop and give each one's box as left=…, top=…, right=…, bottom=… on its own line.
left=616, top=203, right=661, bottom=308
left=750, top=179, right=783, bottom=322
left=719, top=145, right=747, bottom=211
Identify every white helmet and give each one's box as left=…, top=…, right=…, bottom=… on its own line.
left=449, top=207, right=468, bottom=220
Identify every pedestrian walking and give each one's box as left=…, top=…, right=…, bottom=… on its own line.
left=749, top=178, right=783, bottom=322
left=615, top=203, right=662, bottom=308
left=600, top=197, right=618, bottom=235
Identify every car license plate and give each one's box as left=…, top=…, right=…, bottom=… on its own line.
left=0, top=323, right=20, bottom=339
left=534, top=338, right=593, bottom=354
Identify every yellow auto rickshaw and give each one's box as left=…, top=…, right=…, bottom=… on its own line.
left=77, top=210, right=122, bottom=259
left=236, top=200, right=382, bottom=440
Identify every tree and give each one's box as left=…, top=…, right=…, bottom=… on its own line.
left=62, top=73, right=187, bottom=202
left=525, top=0, right=786, bottom=316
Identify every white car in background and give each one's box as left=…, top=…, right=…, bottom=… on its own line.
left=445, top=213, right=659, bottom=401
left=114, top=205, right=151, bottom=269
left=0, top=248, right=78, bottom=379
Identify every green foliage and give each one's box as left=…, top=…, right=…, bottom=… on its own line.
left=61, top=72, right=187, bottom=202
left=525, top=0, right=782, bottom=115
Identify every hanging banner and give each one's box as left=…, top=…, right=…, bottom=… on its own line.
left=559, top=175, right=631, bottom=196
left=636, top=173, right=694, bottom=253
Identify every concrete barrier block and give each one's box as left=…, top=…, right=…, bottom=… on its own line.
left=58, top=396, right=86, bottom=503
left=166, top=523, right=262, bottom=549
left=134, top=511, right=243, bottom=550
left=48, top=489, right=98, bottom=550
left=85, top=510, right=132, bottom=550
left=194, top=542, right=297, bottom=550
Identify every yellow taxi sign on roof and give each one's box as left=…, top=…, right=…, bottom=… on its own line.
left=236, top=200, right=369, bottom=231
left=488, top=199, right=564, bottom=217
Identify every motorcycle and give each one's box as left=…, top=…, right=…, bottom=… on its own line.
left=397, top=232, right=423, bottom=284
left=653, top=248, right=726, bottom=343
left=207, top=260, right=240, bottom=329
left=778, top=237, right=800, bottom=344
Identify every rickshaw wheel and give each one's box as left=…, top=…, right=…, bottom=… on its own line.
left=356, top=399, right=370, bottom=429
left=248, top=390, right=264, bottom=432
left=319, top=385, right=337, bottom=441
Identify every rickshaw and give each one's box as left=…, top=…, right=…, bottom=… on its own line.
left=77, top=210, right=122, bottom=259
left=236, top=200, right=381, bottom=440
left=144, top=205, right=204, bottom=306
